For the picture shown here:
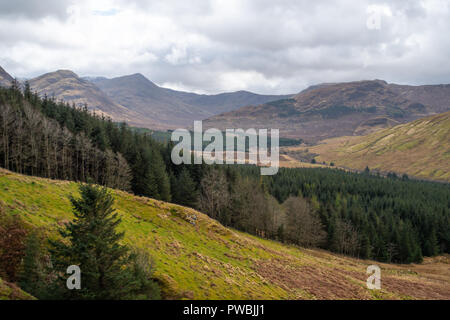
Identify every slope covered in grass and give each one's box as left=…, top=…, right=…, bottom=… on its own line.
left=0, top=277, right=35, bottom=300
left=285, top=111, right=450, bottom=181
left=0, top=168, right=449, bottom=300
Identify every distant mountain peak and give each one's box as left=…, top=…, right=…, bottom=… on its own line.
left=54, top=69, right=79, bottom=78
left=129, top=72, right=146, bottom=78
left=123, top=72, right=157, bottom=85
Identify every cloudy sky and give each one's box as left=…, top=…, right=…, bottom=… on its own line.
left=0, top=0, right=449, bottom=94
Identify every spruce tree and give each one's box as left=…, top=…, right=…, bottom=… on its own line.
left=49, top=183, right=144, bottom=299
left=172, top=168, right=197, bottom=207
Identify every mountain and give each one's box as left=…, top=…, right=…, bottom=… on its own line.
left=0, top=66, right=14, bottom=87
left=1, top=167, right=449, bottom=300
left=205, top=80, right=450, bottom=142
left=284, top=111, right=450, bottom=181
left=390, top=83, right=450, bottom=114
left=91, top=74, right=292, bottom=128
left=90, top=73, right=209, bottom=127
left=28, top=70, right=165, bottom=129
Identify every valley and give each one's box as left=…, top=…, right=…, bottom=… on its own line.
left=1, top=168, right=449, bottom=300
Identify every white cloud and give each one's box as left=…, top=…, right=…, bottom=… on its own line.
left=0, top=0, right=449, bottom=94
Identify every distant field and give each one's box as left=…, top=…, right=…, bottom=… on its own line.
left=282, top=111, right=450, bottom=181
left=1, top=168, right=449, bottom=300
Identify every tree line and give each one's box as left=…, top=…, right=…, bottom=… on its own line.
left=0, top=82, right=169, bottom=198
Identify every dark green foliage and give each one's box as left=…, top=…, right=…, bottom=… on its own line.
left=171, top=168, right=198, bottom=207
left=264, top=167, right=449, bottom=263
left=19, top=230, right=52, bottom=299
left=48, top=183, right=159, bottom=300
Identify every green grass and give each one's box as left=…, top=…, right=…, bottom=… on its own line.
left=0, top=277, right=35, bottom=300
left=1, top=168, right=449, bottom=300
left=310, top=111, right=450, bottom=181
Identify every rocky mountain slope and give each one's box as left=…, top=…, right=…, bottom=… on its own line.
left=1, top=167, right=449, bottom=300
left=0, top=66, right=13, bottom=87
left=205, top=80, right=450, bottom=142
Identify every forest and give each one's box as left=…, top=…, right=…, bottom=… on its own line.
left=0, top=82, right=449, bottom=264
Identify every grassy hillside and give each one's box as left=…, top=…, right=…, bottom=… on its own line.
left=0, top=277, right=35, bottom=300
left=0, top=168, right=449, bottom=300
left=283, top=111, right=450, bottom=181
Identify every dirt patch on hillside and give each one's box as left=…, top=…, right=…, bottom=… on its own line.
left=255, top=256, right=450, bottom=300
left=255, top=259, right=372, bottom=299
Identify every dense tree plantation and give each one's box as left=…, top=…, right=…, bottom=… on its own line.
left=0, top=83, right=449, bottom=265
left=192, top=165, right=449, bottom=263
left=265, top=168, right=450, bottom=262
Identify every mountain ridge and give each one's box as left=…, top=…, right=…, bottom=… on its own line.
left=91, top=73, right=293, bottom=128
left=11, top=65, right=293, bottom=129
left=28, top=69, right=164, bottom=128
left=205, top=79, right=450, bottom=142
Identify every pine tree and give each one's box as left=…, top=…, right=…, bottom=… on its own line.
left=172, top=168, right=197, bottom=207
left=150, top=149, right=171, bottom=202
left=424, top=230, right=439, bottom=256
left=49, top=183, right=141, bottom=299
left=359, top=234, right=372, bottom=259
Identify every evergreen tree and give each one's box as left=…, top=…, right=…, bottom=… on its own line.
left=171, top=168, right=197, bottom=207
left=359, top=234, right=372, bottom=259
left=49, top=183, right=156, bottom=299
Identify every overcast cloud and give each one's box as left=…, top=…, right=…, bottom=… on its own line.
left=0, top=0, right=449, bottom=94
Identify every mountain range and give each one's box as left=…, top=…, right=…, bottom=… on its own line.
left=91, top=74, right=291, bottom=128
left=205, top=80, right=450, bottom=142
left=0, top=66, right=291, bottom=129
left=1, top=65, right=449, bottom=145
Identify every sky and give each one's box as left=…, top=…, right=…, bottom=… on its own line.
left=0, top=0, right=449, bottom=94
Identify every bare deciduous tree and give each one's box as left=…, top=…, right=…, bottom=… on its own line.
left=198, top=169, right=230, bottom=220
left=283, top=196, right=327, bottom=248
